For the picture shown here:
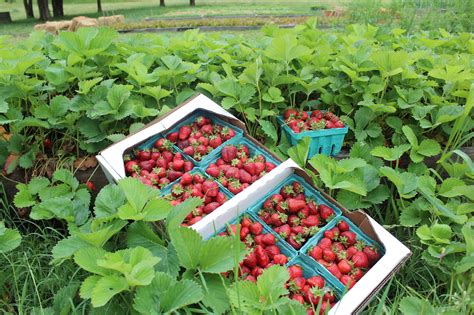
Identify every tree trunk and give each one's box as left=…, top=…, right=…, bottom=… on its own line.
left=97, top=0, right=102, bottom=12
left=23, top=0, right=34, bottom=18
left=190, top=0, right=195, bottom=6
left=37, top=0, right=51, bottom=21
left=51, top=0, right=63, bottom=17
left=160, top=0, right=165, bottom=7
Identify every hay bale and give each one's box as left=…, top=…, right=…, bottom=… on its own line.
left=69, top=16, right=97, bottom=31
left=34, top=23, right=47, bottom=31
left=98, top=15, right=125, bottom=26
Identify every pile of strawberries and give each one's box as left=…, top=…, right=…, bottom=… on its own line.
left=124, top=138, right=193, bottom=188
left=205, top=144, right=277, bottom=195
left=220, top=217, right=290, bottom=282
left=286, top=264, right=337, bottom=315
left=256, top=181, right=336, bottom=249
left=284, top=109, right=345, bottom=134
left=165, top=172, right=228, bottom=226
left=166, top=115, right=237, bottom=161
left=307, top=220, right=381, bottom=289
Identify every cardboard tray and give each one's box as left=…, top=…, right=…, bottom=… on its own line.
left=195, top=159, right=411, bottom=315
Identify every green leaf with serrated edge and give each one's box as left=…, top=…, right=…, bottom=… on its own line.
left=256, top=265, right=289, bottom=304
left=75, top=220, right=127, bottom=248
left=91, top=275, right=128, bottom=307
left=78, top=77, right=102, bottom=94
left=94, top=184, right=125, bottom=219
left=51, top=235, right=91, bottom=264
left=200, top=274, right=231, bottom=314
left=166, top=197, right=203, bottom=231
left=27, top=177, right=50, bottom=194
left=141, top=198, right=173, bottom=221
left=0, top=222, right=21, bottom=253
left=52, top=169, right=79, bottom=190
left=13, top=183, right=35, bottom=208
left=259, top=119, right=278, bottom=144
left=80, top=275, right=101, bottom=300
left=379, top=167, right=418, bottom=198
left=402, top=125, right=419, bottom=148
left=160, top=278, right=203, bottom=313
left=199, top=236, right=248, bottom=274
left=431, top=224, right=452, bottom=244
left=399, top=205, right=422, bottom=227
left=52, top=282, right=80, bottom=315
left=438, top=178, right=465, bottom=197
left=288, top=137, right=311, bottom=168
left=169, top=226, right=202, bottom=270
left=370, top=144, right=410, bottom=161
left=118, top=177, right=160, bottom=213
left=106, top=134, right=125, bottom=142
left=455, top=255, right=474, bottom=274
left=336, top=158, right=367, bottom=173
left=416, top=225, right=431, bottom=241
left=462, top=224, right=474, bottom=255
left=417, top=139, right=441, bottom=157
left=74, top=247, right=110, bottom=276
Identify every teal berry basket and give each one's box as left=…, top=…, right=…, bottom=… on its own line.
left=276, top=112, right=348, bottom=157
left=164, top=110, right=244, bottom=167
left=300, top=215, right=385, bottom=288
left=160, top=167, right=232, bottom=201
left=286, top=254, right=344, bottom=299
left=130, top=132, right=196, bottom=191
left=202, top=136, right=281, bottom=196
left=210, top=212, right=298, bottom=262
left=246, top=173, right=342, bottom=249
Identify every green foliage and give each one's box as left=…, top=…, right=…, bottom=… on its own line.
left=0, top=221, right=21, bottom=253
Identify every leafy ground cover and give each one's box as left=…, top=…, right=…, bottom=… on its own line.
left=0, top=20, right=473, bottom=314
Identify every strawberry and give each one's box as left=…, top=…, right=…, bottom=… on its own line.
left=264, top=245, right=280, bottom=257
left=301, top=215, right=319, bottom=227
left=188, top=216, right=202, bottom=225
left=137, top=150, right=151, bottom=161
left=340, top=275, right=355, bottom=289
left=209, top=135, right=222, bottom=148
left=249, top=222, right=263, bottom=235
left=309, top=245, right=323, bottom=260
left=318, top=237, right=333, bottom=249
left=337, top=259, right=352, bottom=274
left=323, top=249, right=336, bottom=262
left=273, top=254, right=288, bottom=265
left=288, top=265, right=303, bottom=279
left=251, top=267, right=264, bottom=278
left=340, top=231, right=357, bottom=246
left=221, top=145, right=237, bottom=162
left=363, top=246, right=381, bottom=266
left=139, top=160, right=155, bottom=172
left=183, top=146, right=194, bottom=156
left=346, top=246, right=358, bottom=259
left=284, top=109, right=298, bottom=120
left=206, top=166, right=221, bottom=178
left=215, top=192, right=227, bottom=204
left=326, top=263, right=342, bottom=279
left=228, top=181, right=243, bottom=194
left=166, top=131, right=179, bottom=142
left=43, top=138, right=52, bottom=149
left=180, top=172, right=193, bottom=185
left=202, top=180, right=219, bottom=197
left=265, top=162, right=276, bottom=172
left=253, top=162, right=266, bottom=175
left=351, top=268, right=364, bottom=281
left=86, top=181, right=95, bottom=191
left=243, top=252, right=257, bottom=268
left=261, top=233, right=275, bottom=245
left=291, top=277, right=306, bottom=291
left=178, top=125, right=192, bottom=140
left=243, top=162, right=257, bottom=175
left=306, top=276, right=325, bottom=289
left=125, top=160, right=139, bottom=173
left=168, top=170, right=183, bottom=182
left=319, top=205, right=334, bottom=221
left=172, top=159, right=184, bottom=171
left=201, top=124, right=213, bottom=134
left=221, top=127, right=236, bottom=141
left=239, top=169, right=252, bottom=183
left=352, top=252, right=369, bottom=269
left=203, top=202, right=220, bottom=214
left=292, top=294, right=305, bottom=304
left=287, top=198, right=306, bottom=213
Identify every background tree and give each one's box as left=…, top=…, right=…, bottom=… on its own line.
left=97, top=0, right=102, bottom=12
left=23, top=0, right=34, bottom=18
left=190, top=0, right=195, bottom=6
left=52, top=0, right=64, bottom=17
left=160, top=0, right=165, bottom=7
left=37, top=0, right=50, bottom=21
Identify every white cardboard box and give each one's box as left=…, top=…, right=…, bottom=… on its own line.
left=97, top=94, right=411, bottom=314
left=96, top=93, right=283, bottom=230
left=196, top=159, right=412, bottom=315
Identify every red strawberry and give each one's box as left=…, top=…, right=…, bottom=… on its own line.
left=301, top=215, right=319, bottom=227
left=166, top=132, right=179, bottom=142
left=243, top=163, right=256, bottom=176
left=201, top=124, right=213, bottom=134
left=346, top=246, right=358, bottom=259
left=337, top=220, right=349, bottom=232
left=125, top=160, right=139, bottom=174
left=221, top=145, right=237, bottom=162
left=203, top=202, right=220, bottom=214
left=243, top=252, right=257, bottom=268
left=254, top=234, right=264, bottom=245
left=172, top=159, right=184, bottom=171
left=245, top=275, right=257, bottom=282
left=363, top=246, right=381, bottom=266
left=352, top=252, right=369, bottom=269
left=183, top=146, right=194, bottom=156
left=291, top=277, right=306, bottom=291
left=341, top=275, right=355, bottom=289
left=292, top=294, right=305, bottom=304
left=287, top=233, right=303, bottom=249
left=180, top=172, right=193, bottom=185
left=215, top=192, right=227, bottom=204
left=261, top=233, right=275, bottom=245
left=139, top=160, right=155, bottom=172
left=265, top=162, right=276, bottom=172
left=202, top=180, right=219, bottom=197
left=167, top=170, right=183, bottom=182
left=278, top=224, right=291, bottom=238
left=319, top=204, right=335, bottom=221
left=249, top=222, right=263, bottom=235
left=86, top=181, right=95, bottom=191
left=178, top=125, right=192, bottom=140
left=265, top=245, right=280, bottom=258
left=239, top=169, right=252, bottom=183
left=340, top=231, right=357, bottom=246
left=254, top=162, right=266, bottom=175
left=228, top=181, right=243, bottom=194
left=251, top=267, right=264, bottom=278
left=337, top=259, right=352, bottom=274
left=287, top=198, right=306, bottom=213
left=318, top=237, right=333, bottom=249
left=209, top=135, right=222, bottom=148
left=288, top=265, right=303, bottom=279
left=351, top=268, right=364, bottom=281
left=241, top=217, right=252, bottom=228
left=323, top=249, right=336, bottom=262
left=273, top=254, right=288, bottom=265
left=326, top=263, right=342, bottom=279
left=206, top=166, right=221, bottom=178
left=309, top=245, right=323, bottom=260
left=188, top=216, right=202, bottom=225
left=284, top=109, right=298, bottom=120
left=306, top=276, right=325, bottom=289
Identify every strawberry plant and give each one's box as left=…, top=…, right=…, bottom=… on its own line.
left=205, top=144, right=277, bottom=194
left=0, top=221, right=21, bottom=253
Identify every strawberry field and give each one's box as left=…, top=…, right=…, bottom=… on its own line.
left=0, top=22, right=473, bottom=314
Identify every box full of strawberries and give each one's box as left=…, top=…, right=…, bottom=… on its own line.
left=97, top=94, right=410, bottom=314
